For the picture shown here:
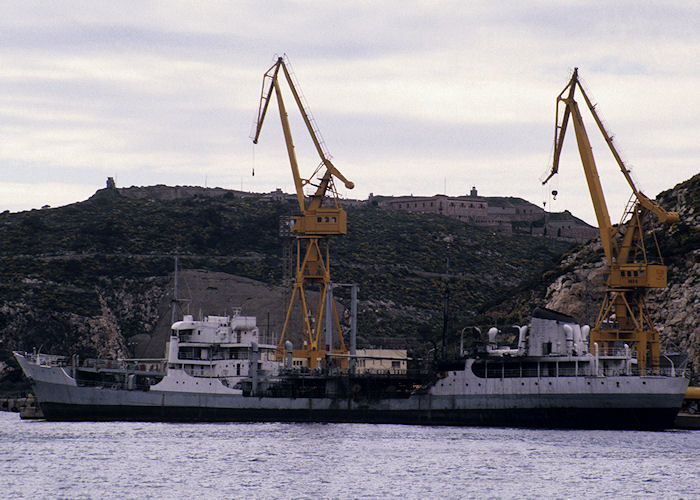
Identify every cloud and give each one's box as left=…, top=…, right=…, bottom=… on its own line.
left=0, top=2, right=698, bottom=225
left=0, top=181, right=98, bottom=213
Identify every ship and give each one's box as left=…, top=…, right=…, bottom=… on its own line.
left=14, top=306, right=688, bottom=429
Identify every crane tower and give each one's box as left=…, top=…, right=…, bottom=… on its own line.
left=251, top=56, right=354, bottom=369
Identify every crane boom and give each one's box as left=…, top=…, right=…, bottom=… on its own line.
left=549, top=72, right=616, bottom=264
left=253, top=57, right=354, bottom=215
left=543, top=68, right=680, bottom=372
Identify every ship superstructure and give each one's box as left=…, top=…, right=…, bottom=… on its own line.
left=153, top=310, right=278, bottom=394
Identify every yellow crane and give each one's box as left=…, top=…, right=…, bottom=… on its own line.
left=251, top=56, right=354, bottom=369
left=543, top=68, right=679, bottom=372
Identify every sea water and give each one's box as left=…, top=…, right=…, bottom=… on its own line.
left=1, top=412, right=698, bottom=499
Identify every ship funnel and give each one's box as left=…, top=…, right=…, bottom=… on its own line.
left=285, top=341, right=294, bottom=368
left=488, top=327, right=498, bottom=344
left=563, top=325, right=574, bottom=354
left=581, top=325, right=590, bottom=348
left=573, top=326, right=583, bottom=354
left=516, top=325, right=528, bottom=354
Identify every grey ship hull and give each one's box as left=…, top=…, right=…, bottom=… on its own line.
left=39, top=395, right=681, bottom=430
left=18, top=353, right=687, bottom=429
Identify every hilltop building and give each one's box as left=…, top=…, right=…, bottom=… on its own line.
left=378, top=187, right=597, bottom=243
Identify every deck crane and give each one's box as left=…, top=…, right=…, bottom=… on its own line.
left=543, top=68, right=679, bottom=372
left=251, top=56, right=354, bottom=369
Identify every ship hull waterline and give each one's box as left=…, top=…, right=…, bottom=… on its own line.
left=30, top=380, right=685, bottom=429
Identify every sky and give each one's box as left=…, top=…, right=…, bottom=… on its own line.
left=0, top=1, right=698, bottom=226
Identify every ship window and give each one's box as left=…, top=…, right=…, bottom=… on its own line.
left=558, top=362, right=577, bottom=377
left=520, top=363, right=538, bottom=377
left=324, top=217, right=329, bottom=222
left=540, top=362, right=557, bottom=377
left=317, top=217, right=322, bottom=222
left=543, top=342, right=552, bottom=355
left=471, top=361, right=510, bottom=378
